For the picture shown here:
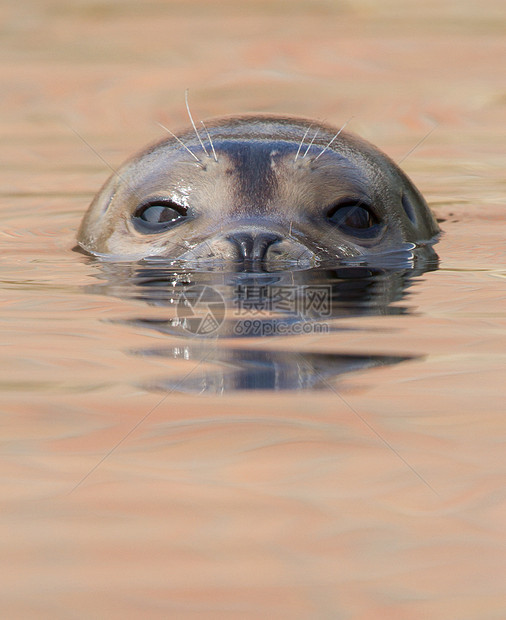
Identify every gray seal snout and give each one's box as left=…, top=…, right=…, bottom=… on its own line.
left=179, top=224, right=317, bottom=268
left=226, top=231, right=282, bottom=262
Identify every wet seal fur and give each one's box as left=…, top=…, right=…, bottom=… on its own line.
left=78, top=115, right=439, bottom=268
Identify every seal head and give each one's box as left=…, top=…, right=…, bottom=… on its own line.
left=78, top=116, right=439, bottom=268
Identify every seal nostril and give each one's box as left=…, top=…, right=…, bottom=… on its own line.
left=227, top=232, right=281, bottom=261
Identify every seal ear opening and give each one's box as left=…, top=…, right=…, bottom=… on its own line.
left=401, top=192, right=417, bottom=224
left=401, top=189, right=441, bottom=241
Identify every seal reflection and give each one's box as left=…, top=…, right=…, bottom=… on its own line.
left=81, top=244, right=438, bottom=393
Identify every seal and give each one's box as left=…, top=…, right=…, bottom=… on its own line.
left=78, top=115, right=439, bottom=268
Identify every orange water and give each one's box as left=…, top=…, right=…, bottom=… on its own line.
left=1, top=1, right=505, bottom=618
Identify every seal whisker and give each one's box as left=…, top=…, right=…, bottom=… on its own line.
left=200, top=120, right=218, bottom=163
left=157, top=122, right=205, bottom=168
left=302, top=128, right=320, bottom=159
left=184, top=89, right=210, bottom=159
left=67, top=123, right=148, bottom=212
left=312, top=117, right=352, bottom=162
left=294, top=124, right=313, bottom=162
left=398, top=123, right=438, bottom=164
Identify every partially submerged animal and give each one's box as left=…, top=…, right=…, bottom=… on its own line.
left=78, top=115, right=439, bottom=269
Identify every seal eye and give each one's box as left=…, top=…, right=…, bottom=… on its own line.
left=326, top=200, right=381, bottom=237
left=133, top=200, right=187, bottom=233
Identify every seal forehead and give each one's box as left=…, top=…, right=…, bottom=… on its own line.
left=213, top=140, right=286, bottom=215
left=209, top=139, right=373, bottom=223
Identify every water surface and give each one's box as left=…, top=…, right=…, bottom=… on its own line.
left=1, top=1, right=505, bottom=618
